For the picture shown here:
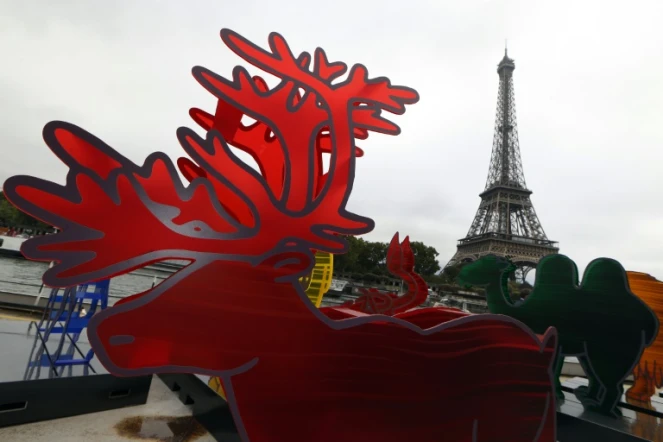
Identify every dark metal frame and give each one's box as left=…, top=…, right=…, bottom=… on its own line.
left=157, top=373, right=656, bottom=442
left=457, top=232, right=559, bottom=248
left=557, top=391, right=651, bottom=442
left=0, top=374, right=152, bottom=428
left=446, top=50, right=559, bottom=280
left=556, top=413, right=648, bottom=442
left=159, top=373, right=241, bottom=442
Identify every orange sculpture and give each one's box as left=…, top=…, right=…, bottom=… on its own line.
left=626, top=271, right=663, bottom=401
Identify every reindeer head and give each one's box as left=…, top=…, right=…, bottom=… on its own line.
left=2, top=30, right=419, bottom=374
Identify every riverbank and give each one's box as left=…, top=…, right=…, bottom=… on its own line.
left=0, top=308, right=35, bottom=321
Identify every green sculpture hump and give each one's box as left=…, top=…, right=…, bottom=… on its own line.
left=535, top=254, right=578, bottom=286
left=582, top=258, right=633, bottom=294
left=457, top=253, right=659, bottom=418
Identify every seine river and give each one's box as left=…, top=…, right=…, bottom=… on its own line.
left=0, top=255, right=174, bottom=304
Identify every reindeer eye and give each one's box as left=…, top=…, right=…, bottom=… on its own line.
left=194, top=226, right=201, bottom=232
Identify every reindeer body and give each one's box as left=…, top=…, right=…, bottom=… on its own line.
left=90, top=257, right=557, bottom=442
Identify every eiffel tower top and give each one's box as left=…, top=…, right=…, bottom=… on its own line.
left=497, top=48, right=515, bottom=72
left=484, top=48, right=527, bottom=191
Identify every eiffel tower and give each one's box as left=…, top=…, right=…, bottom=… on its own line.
left=446, top=49, right=559, bottom=282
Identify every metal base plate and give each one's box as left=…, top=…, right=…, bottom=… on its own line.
left=558, top=377, right=663, bottom=442
left=0, top=318, right=151, bottom=428
left=159, top=373, right=241, bottom=442
left=0, top=374, right=152, bottom=428
left=159, top=373, right=663, bottom=442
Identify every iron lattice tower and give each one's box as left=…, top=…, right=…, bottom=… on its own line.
left=446, top=49, right=558, bottom=281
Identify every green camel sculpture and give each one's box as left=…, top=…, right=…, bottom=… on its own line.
left=457, top=254, right=658, bottom=418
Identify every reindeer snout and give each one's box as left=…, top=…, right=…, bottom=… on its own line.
left=89, top=312, right=155, bottom=372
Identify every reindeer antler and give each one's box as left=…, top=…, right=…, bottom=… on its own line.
left=188, top=74, right=367, bottom=208
left=2, top=30, right=419, bottom=287
left=194, top=30, right=419, bottom=213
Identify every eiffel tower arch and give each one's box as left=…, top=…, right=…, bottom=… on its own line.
left=446, top=49, right=559, bottom=282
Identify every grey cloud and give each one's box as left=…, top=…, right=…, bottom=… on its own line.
left=1, top=0, right=662, bottom=280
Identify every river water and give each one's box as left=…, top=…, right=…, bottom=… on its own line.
left=0, top=256, right=173, bottom=303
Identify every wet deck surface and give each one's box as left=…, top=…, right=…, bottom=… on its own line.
left=0, top=308, right=40, bottom=322
left=0, top=314, right=106, bottom=381
left=0, top=312, right=216, bottom=441
left=0, top=375, right=216, bottom=441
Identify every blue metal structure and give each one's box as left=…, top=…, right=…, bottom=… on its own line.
left=24, top=280, right=110, bottom=380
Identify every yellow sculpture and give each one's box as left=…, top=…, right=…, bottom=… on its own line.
left=208, top=376, right=227, bottom=400
left=300, top=251, right=334, bottom=308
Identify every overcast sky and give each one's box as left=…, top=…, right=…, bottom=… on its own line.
left=1, top=0, right=663, bottom=279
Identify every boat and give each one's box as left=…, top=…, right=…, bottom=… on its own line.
left=0, top=234, right=28, bottom=258
left=0, top=233, right=186, bottom=276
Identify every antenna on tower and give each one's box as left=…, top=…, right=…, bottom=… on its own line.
left=505, top=39, right=508, bottom=56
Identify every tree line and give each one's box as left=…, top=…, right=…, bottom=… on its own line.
left=334, top=235, right=464, bottom=284
left=0, top=191, right=51, bottom=231
left=333, top=236, right=531, bottom=300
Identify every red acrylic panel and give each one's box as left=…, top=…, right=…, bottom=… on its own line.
left=340, top=232, right=454, bottom=315
left=3, top=29, right=557, bottom=442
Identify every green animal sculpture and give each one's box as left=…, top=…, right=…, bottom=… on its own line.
left=457, top=254, right=659, bottom=417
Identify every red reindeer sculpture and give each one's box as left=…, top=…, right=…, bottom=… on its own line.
left=339, top=232, right=467, bottom=318
left=4, top=30, right=557, bottom=442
